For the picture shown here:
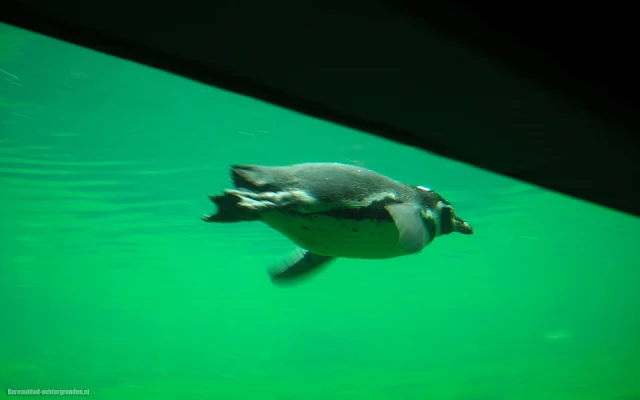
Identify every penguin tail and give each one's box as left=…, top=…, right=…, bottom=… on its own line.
left=201, top=192, right=260, bottom=223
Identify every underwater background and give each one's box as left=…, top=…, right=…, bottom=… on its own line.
left=1, top=23, right=639, bottom=400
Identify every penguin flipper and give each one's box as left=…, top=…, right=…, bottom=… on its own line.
left=385, top=204, right=428, bottom=254
left=267, top=248, right=334, bottom=285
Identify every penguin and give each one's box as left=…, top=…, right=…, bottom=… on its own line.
left=202, top=163, right=473, bottom=284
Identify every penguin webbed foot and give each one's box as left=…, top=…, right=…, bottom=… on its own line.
left=201, top=192, right=260, bottom=223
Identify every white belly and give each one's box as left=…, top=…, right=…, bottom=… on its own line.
left=259, top=211, right=411, bottom=259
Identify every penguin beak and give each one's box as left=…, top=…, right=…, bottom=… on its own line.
left=455, top=218, right=473, bottom=235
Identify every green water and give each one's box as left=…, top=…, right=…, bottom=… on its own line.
left=1, top=23, right=639, bottom=400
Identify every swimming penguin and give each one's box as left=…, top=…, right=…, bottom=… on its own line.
left=202, top=162, right=473, bottom=284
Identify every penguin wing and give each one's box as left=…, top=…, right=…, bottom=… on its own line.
left=385, top=204, right=429, bottom=254
left=267, top=248, right=334, bottom=285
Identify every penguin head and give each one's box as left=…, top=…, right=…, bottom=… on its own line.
left=416, top=186, right=473, bottom=236
left=439, top=204, right=473, bottom=235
